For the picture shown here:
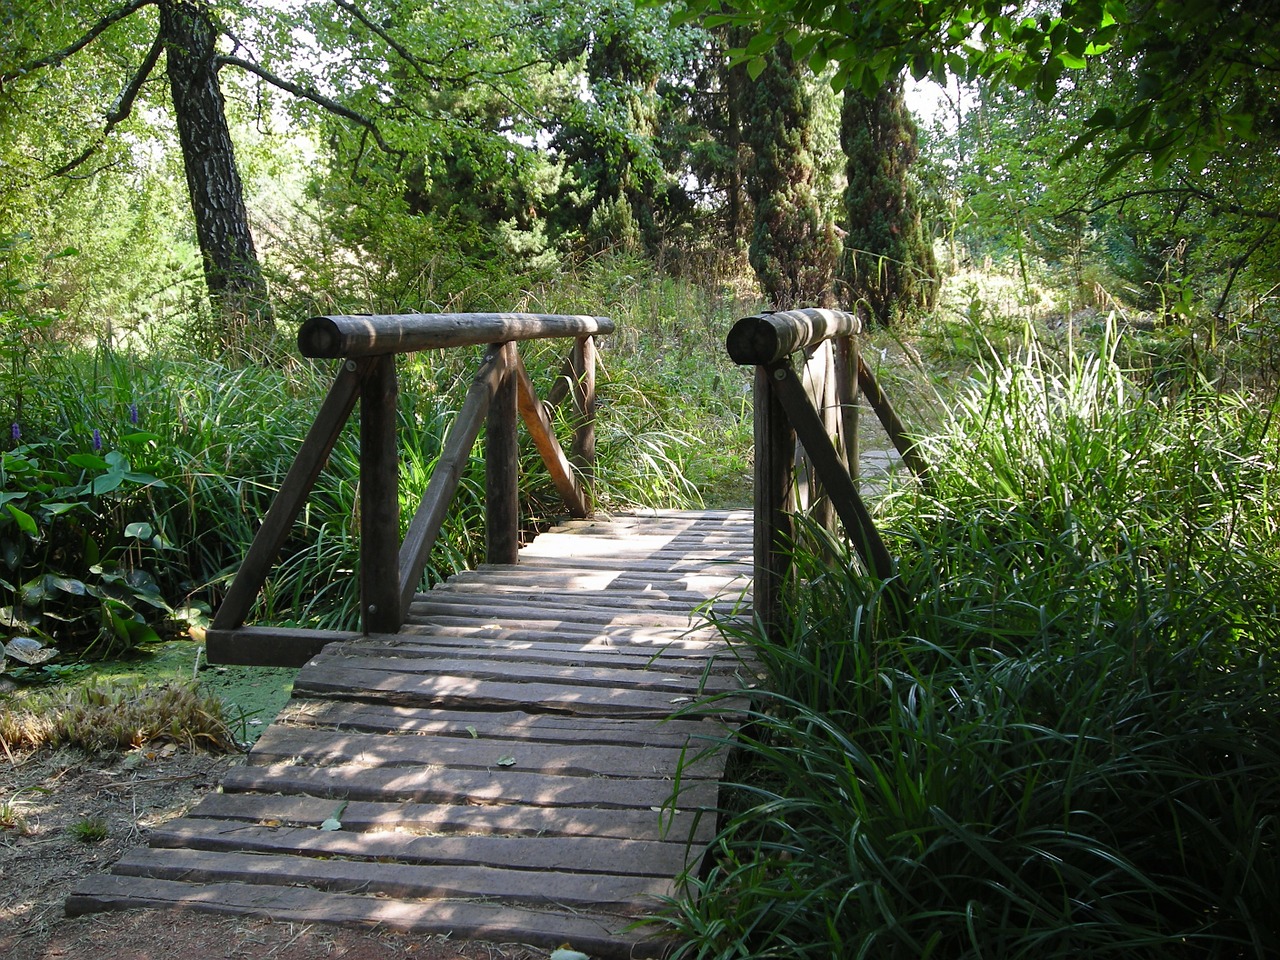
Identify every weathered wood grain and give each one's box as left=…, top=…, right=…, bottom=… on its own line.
left=218, top=760, right=722, bottom=810
left=184, top=792, right=719, bottom=842
left=66, top=875, right=669, bottom=959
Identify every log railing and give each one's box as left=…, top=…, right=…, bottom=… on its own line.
left=207, top=313, right=611, bottom=666
left=727, top=308, right=923, bottom=637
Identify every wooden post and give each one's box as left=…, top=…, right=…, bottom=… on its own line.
left=360, top=354, right=401, bottom=634
left=398, top=347, right=507, bottom=617
left=754, top=364, right=795, bottom=641
left=570, top=335, right=597, bottom=514
left=486, top=342, right=520, bottom=565
left=834, top=335, right=860, bottom=480
left=767, top=359, right=895, bottom=582
left=513, top=353, right=589, bottom=518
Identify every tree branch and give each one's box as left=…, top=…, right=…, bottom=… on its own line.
left=48, top=34, right=163, bottom=179
left=1214, top=218, right=1280, bottom=318
left=332, top=0, right=441, bottom=86
left=0, top=0, right=156, bottom=87
left=215, top=53, right=399, bottom=155
left=1080, top=187, right=1280, bottom=223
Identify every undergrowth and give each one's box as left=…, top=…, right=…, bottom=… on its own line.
left=665, top=330, right=1280, bottom=958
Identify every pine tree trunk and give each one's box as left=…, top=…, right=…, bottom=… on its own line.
left=161, top=0, right=273, bottom=346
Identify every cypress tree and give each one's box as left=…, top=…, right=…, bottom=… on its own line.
left=840, top=76, right=938, bottom=324
left=742, top=41, right=837, bottom=309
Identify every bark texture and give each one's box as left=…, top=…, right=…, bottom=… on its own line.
left=161, top=0, right=273, bottom=343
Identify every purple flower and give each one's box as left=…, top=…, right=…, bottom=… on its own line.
left=92, top=428, right=102, bottom=452
left=129, top=402, right=139, bottom=425
left=10, top=422, right=19, bottom=442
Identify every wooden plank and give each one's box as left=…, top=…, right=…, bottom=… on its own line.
left=184, top=792, right=719, bottom=843
left=110, top=845, right=671, bottom=912
left=291, top=665, right=746, bottom=712
left=219, top=760, right=722, bottom=810
left=205, top=625, right=347, bottom=668
left=504, top=555, right=753, bottom=575
left=485, top=341, right=520, bottom=564
left=66, top=875, right=668, bottom=959
left=459, top=567, right=751, bottom=589
left=276, top=702, right=733, bottom=746
left=383, top=622, right=737, bottom=652
left=397, top=346, right=506, bottom=615
left=410, top=588, right=742, bottom=617
left=361, top=354, right=401, bottom=633
left=302, top=650, right=746, bottom=695
left=210, top=359, right=366, bottom=638
left=314, top=640, right=746, bottom=675
left=399, top=613, right=727, bottom=644
left=247, top=726, right=723, bottom=780
left=150, top=820, right=703, bottom=878
left=404, top=599, right=710, bottom=629
left=435, top=573, right=750, bottom=601
left=514, top=350, right=588, bottom=517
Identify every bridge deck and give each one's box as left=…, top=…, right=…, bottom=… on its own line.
left=67, top=510, right=755, bottom=958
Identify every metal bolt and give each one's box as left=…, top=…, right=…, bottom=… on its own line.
left=773, top=367, right=786, bottom=380
left=345, top=360, right=357, bottom=372
left=367, top=604, right=377, bottom=614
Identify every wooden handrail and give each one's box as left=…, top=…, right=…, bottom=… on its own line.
left=208, top=314, right=607, bottom=666
left=726, top=308, right=859, bottom=365
left=298, top=312, right=615, bottom=357
left=727, top=306, right=917, bottom=638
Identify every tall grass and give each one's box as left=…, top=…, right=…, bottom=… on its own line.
left=665, top=330, right=1280, bottom=958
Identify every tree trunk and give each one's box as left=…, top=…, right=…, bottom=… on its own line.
left=161, top=0, right=273, bottom=346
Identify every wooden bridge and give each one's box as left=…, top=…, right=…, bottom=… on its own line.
left=67, top=310, right=915, bottom=957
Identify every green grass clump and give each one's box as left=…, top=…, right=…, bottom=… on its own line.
left=668, top=333, right=1280, bottom=958
left=0, top=680, right=235, bottom=754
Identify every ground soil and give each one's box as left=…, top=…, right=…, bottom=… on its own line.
left=0, top=746, right=544, bottom=960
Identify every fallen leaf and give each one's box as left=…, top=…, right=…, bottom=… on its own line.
left=466, top=725, right=478, bottom=738
left=496, top=755, right=516, bottom=767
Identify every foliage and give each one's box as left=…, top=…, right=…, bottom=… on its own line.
left=681, top=0, right=1280, bottom=175
left=665, top=330, right=1280, bottom=958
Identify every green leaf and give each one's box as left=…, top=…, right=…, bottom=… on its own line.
left=496, top=755, right=517, bottom=767
left=746, top=56, right=766, bottom=81
left=45, top=575, right=86, bottom=596
left=5, top=503, right=37, bottom=536
left=67, top=453, right=108, bottom=470
left=40, top=501, right=83, bottom=517
left=125, top=522, right=154, bottom=540
left=89, top=473, right=124, bottom=495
